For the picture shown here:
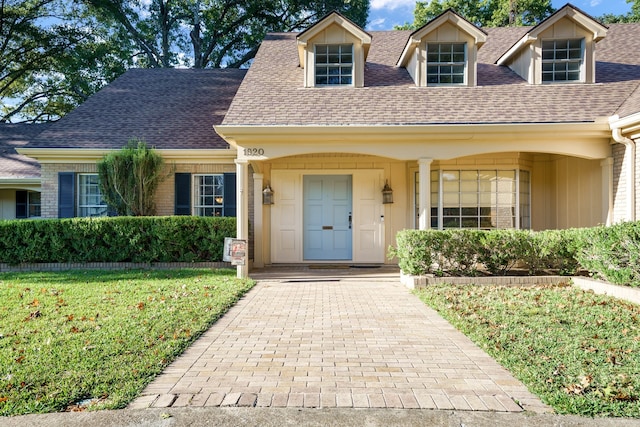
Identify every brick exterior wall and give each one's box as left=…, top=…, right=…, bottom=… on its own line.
left=40, top=163, right=99, bottom=218
left=611, top=140, right=640, bottom=223
left=155, top=163, right=236, bottom=216
left=41, top=162, right=237, bottom=218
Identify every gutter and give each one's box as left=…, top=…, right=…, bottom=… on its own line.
left=611, top=127, right=636, bottom=221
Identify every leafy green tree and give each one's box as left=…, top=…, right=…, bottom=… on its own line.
left=598, top=0, right=640, bottom=23
left=397, top=0, right=554, bottom=29
left=0, top=0, right=132, bottom=122
left=97, top=139, right=169, bottom=216
left=82, top=0, right=370, bottom=69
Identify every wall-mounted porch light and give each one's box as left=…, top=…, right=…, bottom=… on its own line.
left=262, top=184, right=274, bottom=205
left=382, top=180, right=394, bottom=204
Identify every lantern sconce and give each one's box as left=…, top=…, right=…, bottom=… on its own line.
left=382, top=180, right=394, bottom=204
left=262, top=184, right=274, bottom=205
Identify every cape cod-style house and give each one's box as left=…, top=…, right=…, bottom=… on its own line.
left=2, top=4, right=639, bottom=275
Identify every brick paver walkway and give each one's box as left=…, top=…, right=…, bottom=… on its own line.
left=129, top=276, right=550, bottom=413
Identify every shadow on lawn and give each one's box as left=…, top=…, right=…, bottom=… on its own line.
left=0, top=268, right=238, bottom=285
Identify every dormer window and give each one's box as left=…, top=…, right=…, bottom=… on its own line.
left=315, top=44, right=353, bottom=86
left=396, top=9, right=487, bottom=87
left=297, top=12, right=371, bottom=88
left=541, top=39, right=583, bottom=83
left=496, top=5, right=606, bottom=85
left=426, top=43, right=466, bottom=85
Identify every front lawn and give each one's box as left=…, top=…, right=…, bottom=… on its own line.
left=415, top=283, right=640, bottom=417
left=0, top=269, right=254, bottom=416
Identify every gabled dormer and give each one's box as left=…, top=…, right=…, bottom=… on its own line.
left=396, top=9, right=487, bottom=87
left=296, top=11, right=372, bottom=88
left=496, top=4, right=607, bottom=84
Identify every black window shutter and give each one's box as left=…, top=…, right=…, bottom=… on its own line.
left=15, top=190, right=27, bottom=219
left=223, top=172, right=236, bottom=217
left=174, top=173, right=191, bottom=215
left=58, top=172, right=75, bottom=218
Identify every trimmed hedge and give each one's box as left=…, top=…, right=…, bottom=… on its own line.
left=576, top=222, right=640, bottom=288
left=0, top=216, right=235, bottom=264
left=392, top=223, right=640, bottom=287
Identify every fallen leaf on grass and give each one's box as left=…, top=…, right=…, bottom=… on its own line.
left=24, top=310, right=41, bottom=321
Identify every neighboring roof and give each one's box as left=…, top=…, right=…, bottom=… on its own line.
left=31, top=68, right=246, bottom=150
left=222, top=23, right=640, bottom=126
left=0, top=123, right=49, bottom=179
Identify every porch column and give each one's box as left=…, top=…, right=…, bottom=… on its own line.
left=418, top=158, right=432, bottom=230
left=601, top=157, right=613, bottom=226
left=235, top=159, right=249, bottom=278
left=253, top=173, right=264, bottom=268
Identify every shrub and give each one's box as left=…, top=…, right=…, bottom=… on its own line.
left=0, top=216, right=235, bottom=264
left=477, top=229, right=529, bottom=275
left=392, top=227, right=590, bottom=278
left=576, top=222, right=640, bottom=287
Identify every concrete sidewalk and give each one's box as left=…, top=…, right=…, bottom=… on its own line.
left=128, top=273, right=548, bottom=412
left=4, top=407, right=640, bottom=427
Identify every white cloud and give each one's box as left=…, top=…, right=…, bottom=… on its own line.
left=590, top=0, right=602, bottom=6
left=370, top=0, right=416, bottom=11
left=369, top=18, right=387, bottom=29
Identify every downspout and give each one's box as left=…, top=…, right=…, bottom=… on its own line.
left=612, top=128, right=636, bottom=221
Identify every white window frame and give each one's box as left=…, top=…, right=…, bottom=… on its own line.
left=193, top=174, right=224, bottom=217
left=426, top=42, right=467, bottom=86
left=420, top=169, right=530, bottom=230
left=314, top=44, right=354, bottom=86
left=541, top=38, right=584, bottom=83
left=27, top=191, right=41, bottom=218
left=77, top=173, right=108, bottom=217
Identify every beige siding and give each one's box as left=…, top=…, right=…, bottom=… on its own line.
left=531, top=154, right=604, bottom=230
left=0, top=189, right=15, bottom=219
left=263, top=154, right=408, bottom=264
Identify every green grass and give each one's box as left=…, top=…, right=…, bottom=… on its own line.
left=415, top=283, right=640, bottom=417
left=0, top=269, right=254, bottom=416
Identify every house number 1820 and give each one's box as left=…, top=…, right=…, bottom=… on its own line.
left=244, top=148, right=264, bottom=156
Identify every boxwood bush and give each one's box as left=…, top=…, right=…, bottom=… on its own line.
left=391, top=228, right=585, bottom=277
left=392, top=223, right=640, bottom=287
left=576, top=221, right=640, bottom=287
left=0, top=216, right=235, bottom=264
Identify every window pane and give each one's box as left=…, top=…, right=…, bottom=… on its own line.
left=194, top=174, right=224, bottom=217
left=434, top=169, right=528, bottom=230
left=315, top=44, right=353, bottom=86
left=542, top=38, right=583, bottom=82
left=78, top=174, right=107, bottom=217
left=426, top=43, right=465, bottom=85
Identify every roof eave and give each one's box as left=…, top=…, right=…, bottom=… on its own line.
left=17, top=148, right=238, bottom=164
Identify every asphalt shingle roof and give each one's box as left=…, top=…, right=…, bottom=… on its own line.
left=0, top=123, right=49, bottom=179
left=222, top=24, right=640, bottom=126
left=31, top=68, right=246, bottom=149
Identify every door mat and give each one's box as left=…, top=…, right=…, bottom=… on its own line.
left=308, top=264, right=350, bottom=269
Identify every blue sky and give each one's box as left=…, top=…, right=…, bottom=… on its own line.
left=367, top=0, right=634, bottom=30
